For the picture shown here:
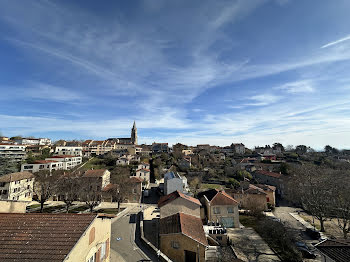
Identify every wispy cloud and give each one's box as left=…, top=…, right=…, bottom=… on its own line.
left=277, top=80, right=315, bottom=93
left=321, top=34, right=350, bottom=48
left=245, top=94, right=281, bottom=106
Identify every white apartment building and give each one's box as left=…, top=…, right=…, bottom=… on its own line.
left=55, top=146, right=83, bottom=157
left=21, top=155, right=82, bottom=173
left=14, top=137, right=51, bottom=146
left=0, top=144, right=27, bottom=161
left=0, top=172, right=34, bottom=201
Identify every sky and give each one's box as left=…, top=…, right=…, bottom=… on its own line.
left=0, top=0, right=350, bottom=149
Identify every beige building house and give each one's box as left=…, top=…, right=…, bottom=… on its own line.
left=83, top=169, right=111, bottom=190
left=158, top=190, right=201, bottom=219
left=0, top=172, right=34, bottom=201
left=0, top=213, right=112, bottom=262
left=159, top=212, right=208, bottom=262
left=198, top=189, right=239, bottom=228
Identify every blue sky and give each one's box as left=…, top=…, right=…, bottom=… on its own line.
left=0, top=0, right=350, bottom=149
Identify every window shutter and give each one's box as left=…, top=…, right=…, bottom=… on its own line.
left=89, top=227, right=95, bottom=245
left=106, top=238, right=110, bottom=257
left=96, top=247, right=101, bottom=262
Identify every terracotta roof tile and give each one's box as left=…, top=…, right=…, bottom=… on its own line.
left=84, top=169, right=107, bottom=178
left=254, top=170, right=282, bottom=178
left=158, top=191, right=201, bottom=208
left=209, top=190, right=239, bottom=206
left=0, top=172, right=34, bottom=183
left=0, top=213, right=96, bottom=261
left=129, top=177, right=143, bottom=183
left=159, top=213, right=207, bottom=246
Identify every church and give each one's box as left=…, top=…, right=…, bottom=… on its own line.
left=109, top=121, right=138, bottom=145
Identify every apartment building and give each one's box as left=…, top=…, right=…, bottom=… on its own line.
left=0, top=171, right=34, bottom=201
left=14, top=137, right=52, bottom=145
left=21, top=155, right=82, bottom=173
left=0, top=144, right=27, bottom=161
left=55, top=146, right=83, bottom=156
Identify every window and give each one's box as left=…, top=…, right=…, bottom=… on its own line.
left=213, top=207, right=221, bottom=214
left=100, top=242, right=106, bottom=260
left=227, top=207, right=234, bottom=213
left=0, top=182, right=5, bottom=187
left=216, top=236, right=222, bottom=241
left=89, top=227, right=95, bottom=244
left=87, top=254, right=95, bottom=262
left=171, top=241, right=180, bottom=249
left=2, top=190, right=7, bottom=195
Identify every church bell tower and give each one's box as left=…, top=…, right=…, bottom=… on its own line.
left=131, top=121, right=137, bottom=145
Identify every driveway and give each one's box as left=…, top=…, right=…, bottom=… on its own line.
left=273, top=206, right=322, bottom=262
left=110, top=206, right=157, bottom=262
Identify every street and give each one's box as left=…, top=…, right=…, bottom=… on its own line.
left=110, top=206, right=157, bottom=262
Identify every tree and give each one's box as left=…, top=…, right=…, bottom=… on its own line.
left=0, top=157, right=19, bottom=175
left=288, top=164, right=332, bottom=232
left=295, top=145, right=307, bottom=154
left=57, top=173, right=78, bottom=213
left=79, top=177, right=101, bottom=213
left=228, top=178, right=240, bottom=189
left=33, top=170, right=60, bottom=212
left=273, top=142, right=285, bottom=152
left=332, top=175, right=350, bottom=239
left=107, top=175, right=133, bottom=213
left=189, top=177, right=202, bottom=195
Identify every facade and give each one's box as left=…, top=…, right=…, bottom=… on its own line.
left=83, top=169, right=111, bottom=190
left=0, top=144, right=27, bottom=161
left=14, top=137, right=51, bottom=145
left=159, top=212, right=208, bottom=262
left=0, top=172, right=34, bottom=201
left=252, top=170, right=284, bottom=195
left=232, top=183, right=268, bottom=211
left=198, top=189, right=239, bottom=228
left=151, top=142, right=169, bottom=153
left=132, top=168, right=150, bottom=188
left=232, top=143, right=246, bottom=154
left=0, top=213, right=112, bottom=262
left=164, top=171, right=189, bottom=195
left=21, top=155, right=82, bottom=173
left=158, top=191, right=201, bottom=219
left=55, top=146, right=83, bottom=157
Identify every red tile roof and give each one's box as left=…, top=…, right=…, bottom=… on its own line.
left=34, top=160, right=58, bottom=164
left=159, top=213, right=208, bottom=246
left=102, top=183, right=117, bottom=192
left=255, top=170, right=282, bottom=178
left=158, top=191, right=201, bottom=208
left=47, top=155, right=75, bottom=158
left=0, top=213, right=97, bottom=261
left=129, top=177, right=143, bottom=183
left=244, top=184, right=267, bottom=195
left=84, top=169, right=107, bottom=178
left=210, top=190, right=239, bottom=206
left=0, top=172, right=34, bottom=183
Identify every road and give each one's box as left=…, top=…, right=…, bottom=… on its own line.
left=273, top=205, right=322, bottom=262
left=110, top=206, right=157, bottom=262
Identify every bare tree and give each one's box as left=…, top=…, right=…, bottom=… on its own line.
left=107, top=174, right=133, bottom=213
left=57, top=173, right=78, bottom=213
left=33, top=170, right=60, bottom=212
left=332, top=174, right=350, bottom=239
left=79, top=177, right=101, bottom=212
left=288, top=164, right=332, bottom=232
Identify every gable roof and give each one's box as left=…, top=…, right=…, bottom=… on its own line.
left=315, top=239, right=350, bottom=262
left=0, top=172, right=34, bottom=183
left=198, top=189, right=238, bottom=206
left=254, top=170, right=282, bottom=178
left=159, top=213, right=208, bottom=246
left=244, top=184, right=267, bottom=195
left=84, top=169, right=107, bottom=178
left=129, top=177, right=143, bottom=183
left=158, top=191, right=201, bottom=208
left=0, top=213, right=97, bottom=261
left=210, top=190, right=239, bottom=206
left=255, top=184, right=276, bottom=192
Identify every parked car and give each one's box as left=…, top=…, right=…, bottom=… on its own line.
left=295, top=242, right=317, bottom=259
left=305, top=227, right=321, bottom=240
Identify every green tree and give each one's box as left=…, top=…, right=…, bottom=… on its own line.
left=228, top=178, right=240, bottom=188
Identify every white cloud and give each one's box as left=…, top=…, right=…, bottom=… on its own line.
left=246, top=94, right=281, bottom=106
left=277, top=80, right=315, bottom=93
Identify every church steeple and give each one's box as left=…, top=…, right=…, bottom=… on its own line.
left=131, top=121, right=137, bottom=145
